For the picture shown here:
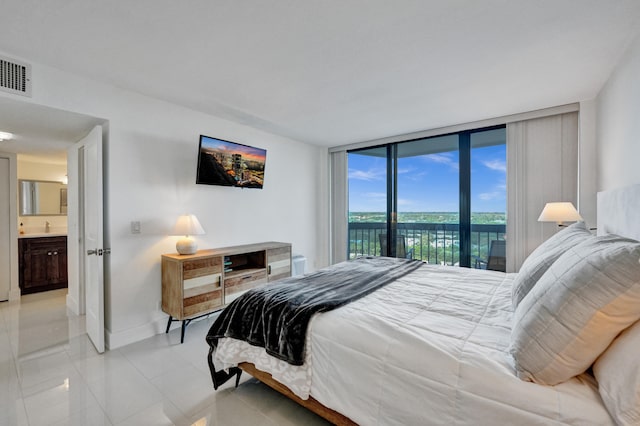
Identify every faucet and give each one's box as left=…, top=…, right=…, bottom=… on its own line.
left=45, top=221, right=50, bottom=233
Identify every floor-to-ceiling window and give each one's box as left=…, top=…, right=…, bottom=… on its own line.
left=470, top=128, right=507, bottom=270
left=396, top=134, right=460, bottom=264
left=347, top=125, right=506, bottom=269
left=347, top=146, right=387, bottom=258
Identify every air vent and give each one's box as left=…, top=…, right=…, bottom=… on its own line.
left=0, top=55, right=32, bottom=97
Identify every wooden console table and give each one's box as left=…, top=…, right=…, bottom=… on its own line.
left=161, top=241, right=291, bottom=342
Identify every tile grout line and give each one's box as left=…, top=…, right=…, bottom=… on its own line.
left=65, top=342, right=114, bottom=425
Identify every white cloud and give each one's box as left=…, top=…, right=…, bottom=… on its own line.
left=483, top=159, right=506, bottom=173
left=478, top=179, right=506, bottom=202
left=398, top=166, right=428, bottom=181
left=348, top=168, right=384, bottom=181
left=422, top=153, right=459, bottom=170
left=478, top=191, right=501, bottom=201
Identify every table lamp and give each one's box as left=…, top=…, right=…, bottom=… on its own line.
left=172, top=214, right=205, bottom=255
left=537, top=202, right=582, bottom=226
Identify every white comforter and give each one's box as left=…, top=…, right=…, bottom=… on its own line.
left=215, top=264, right=614, bottom=425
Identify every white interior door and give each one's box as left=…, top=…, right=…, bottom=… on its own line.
left=80, top=126, right=105, bottom=353
left=0, top=157, right=10, bottom=301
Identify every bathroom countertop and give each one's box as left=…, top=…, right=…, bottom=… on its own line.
left=18, top=232, right=68, bottom=239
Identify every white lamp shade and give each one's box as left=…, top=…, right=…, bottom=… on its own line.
left=172, top=214, right=205, bottom=255
left=172, top=214, right=205, bottom=236
left=538, top=202, right=582, bottom=224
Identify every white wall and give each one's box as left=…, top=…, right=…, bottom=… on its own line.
left=17, top=158, right=67, bottom=182
left=0, top=52, right=328, bottom=348
left=596, top=32, right=640, bottom=191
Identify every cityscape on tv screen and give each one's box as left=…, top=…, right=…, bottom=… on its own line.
left=197, top=136, right=266, bottom=189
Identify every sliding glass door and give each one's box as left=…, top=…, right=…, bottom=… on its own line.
left=347, top=126, right=506, bottom=269
left=347, top=146, right=387, bottom=258
left=470, top=128, right=507, bottom=270
left=396, top=135, right=459, bottom=265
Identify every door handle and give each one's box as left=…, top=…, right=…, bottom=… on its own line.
left=87, top=248, right=111, bottom=256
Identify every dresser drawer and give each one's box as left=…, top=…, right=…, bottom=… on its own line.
left=267, top=246, right=291, bottom=282
left=183, top=257, right=222, bottom=280
left=267, top=246, right=290, bottom=258
left=183, top=272, right=222, bottom=296
left=184, top=280, right=222, bottom=299
left=183, top=289, right=222, bottom=317
left=268, top=258, right=291, bottom=278
left=224, top=271, right=266, bottom=302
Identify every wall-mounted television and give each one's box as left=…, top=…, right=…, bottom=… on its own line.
left=196, top=135, right=267, bottom=189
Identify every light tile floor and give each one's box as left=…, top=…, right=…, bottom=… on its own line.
left=0, top=290, right=330, bottom=426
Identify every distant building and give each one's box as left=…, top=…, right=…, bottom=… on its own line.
left=232, top=154, right=242, bottom=180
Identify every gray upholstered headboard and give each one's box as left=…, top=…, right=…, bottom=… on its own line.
left=597, top=183, right=640, bottom=241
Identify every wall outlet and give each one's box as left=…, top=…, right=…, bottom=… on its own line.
left=130, top=221, right=141, bottom=234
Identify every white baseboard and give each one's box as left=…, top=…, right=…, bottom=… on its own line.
left=105, top=318, right=163, bottom=350
left=66, top=294, right=80, bottom=315
left=9, top=287, right=21, bottom=301
left=105, top=313, right=220, bottom=350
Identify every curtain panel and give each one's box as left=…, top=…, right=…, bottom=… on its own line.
left=506, top=112, right=579, bottom=272
left=330, top=150, right=348, bottom=264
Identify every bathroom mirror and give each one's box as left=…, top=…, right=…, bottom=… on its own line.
left=19, top=180, right=68, bottom=216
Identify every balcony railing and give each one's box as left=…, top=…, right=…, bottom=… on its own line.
left=348, top=222, right=506, bottom=267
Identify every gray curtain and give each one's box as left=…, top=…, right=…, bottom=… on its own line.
left=330, top=150, right=348, bottom=264
left=506, top=112, right=579, bottom=272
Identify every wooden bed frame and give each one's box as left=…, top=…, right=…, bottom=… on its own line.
left=239, top=362, right=357, bottom=425
left=207, top=346, right=357, bottom=425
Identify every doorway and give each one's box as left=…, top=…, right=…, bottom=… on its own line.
left=0, top=96, right=107, bottom=353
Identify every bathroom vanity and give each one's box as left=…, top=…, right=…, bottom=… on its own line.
left=18, top=235, right=68, bottom=295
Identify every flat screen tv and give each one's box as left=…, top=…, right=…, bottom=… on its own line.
left=196, top=135, right=266, bottom=189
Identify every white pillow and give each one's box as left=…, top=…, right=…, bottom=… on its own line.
left=510, top=234, right=640, bottom=385
left=593, top=320, right=640, bottom=425
left=511, top=221, right=592, bottom=308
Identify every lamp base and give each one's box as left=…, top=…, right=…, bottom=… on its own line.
left=176, top=237, right=198, bottom=255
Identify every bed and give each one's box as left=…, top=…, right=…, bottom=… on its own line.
left=206, top=184, right=640, bottom=425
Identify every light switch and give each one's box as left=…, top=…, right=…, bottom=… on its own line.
left=131, top=221, right=141, bottom=234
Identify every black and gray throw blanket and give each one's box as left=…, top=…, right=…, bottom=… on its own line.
left=206, top=256, right=423, bottom=366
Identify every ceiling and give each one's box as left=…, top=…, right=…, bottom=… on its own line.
left=0, top=0, right=640, bottom=150
left=0, top=97, right=103, bottom=164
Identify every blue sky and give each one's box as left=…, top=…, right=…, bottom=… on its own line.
left=348, top=144, right=506, bottom=213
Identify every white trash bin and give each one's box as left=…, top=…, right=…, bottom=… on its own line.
left=292, top=255, right=306, bottom=276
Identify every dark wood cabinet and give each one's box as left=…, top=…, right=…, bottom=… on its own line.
left=19, top=236, right=68, bottom=294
